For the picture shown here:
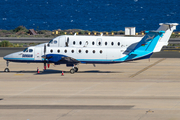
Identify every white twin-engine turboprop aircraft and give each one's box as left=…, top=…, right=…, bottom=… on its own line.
left=3, top=23, right=178, bottom=74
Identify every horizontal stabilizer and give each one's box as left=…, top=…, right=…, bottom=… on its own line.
left=153, top=23, right=179, bottom=52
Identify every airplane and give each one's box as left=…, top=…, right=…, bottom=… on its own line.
left=3, top=23, right=178, bottom=74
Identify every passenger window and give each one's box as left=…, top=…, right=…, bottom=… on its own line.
left=73, top=41, right=76, bottom=45
left=54, top=40, right=57, bottom=44
left=118, top=42, right=120, bottom=46
left=64, top=50, right=67, bottom=53
left=86, top=50, right=88, bottom=53
left=50, top=49, right=53, bottom=53
left=93, top=50, right=95, bottom=53
left=72, top=50, right=74, bottom=53
left=79, top=41, right=82, bottom=45
left=98, top=42, right=101, bottom=46
left=100, top=50, right=102, bottom=54
left=105, top=42, right=107, bottom=46
left=111, top=42, right=114, bottom=46
left=29, top=49, right=33, bottom=52
left=79, top=49, right=82, bottom=53
left=92, top=41, right=95, bottom=45
left=57, top=49, right=60, bottom=53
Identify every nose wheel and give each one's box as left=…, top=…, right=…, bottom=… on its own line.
left=4, top=61, right=10, bottom=72
left=4, top=68, right=10, bottom=72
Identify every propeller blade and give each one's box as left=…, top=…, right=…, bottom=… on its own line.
left=44, top=44, right=46, bottom=54
left=44, top=44, right=47, bottom=70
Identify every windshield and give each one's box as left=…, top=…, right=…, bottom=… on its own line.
left=48, top=39, right=53, bottom=44
left=23, top=48, right=28, bottom=52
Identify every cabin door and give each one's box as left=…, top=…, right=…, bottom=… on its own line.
left=34, top=47, right=42, bottom=60
left=59, top=37, right=66, bottom=47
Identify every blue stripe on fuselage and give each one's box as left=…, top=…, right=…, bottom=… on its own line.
left=3, top=57, right=43, bottom=63
left=3, top=52, right=153, bottom=64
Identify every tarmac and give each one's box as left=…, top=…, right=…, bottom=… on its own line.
left=1, top=57, right=180, bottom=120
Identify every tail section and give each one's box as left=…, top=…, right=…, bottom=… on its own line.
left=153, top=23, right=178, bottom=52
left=119, top=23, right=178, bottom=61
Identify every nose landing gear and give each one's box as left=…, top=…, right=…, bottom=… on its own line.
left=4, top=61, right=10, bottom=72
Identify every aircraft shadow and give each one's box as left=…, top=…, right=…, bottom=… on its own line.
left=0, top=70, right=37, bottom=73
left=0, top=69, right=122, bottom=75
left=36, top=69, right=122, bottom=75
left=78, top=70, right=121, bottom=73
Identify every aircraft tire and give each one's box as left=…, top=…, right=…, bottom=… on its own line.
left=4, top=68, right=10, bottom=72
left=74, top=67, right=78, bottom=72
left=70, top=68, right=75, bottom=74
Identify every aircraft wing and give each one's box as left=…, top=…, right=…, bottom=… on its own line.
left=42, top=54, right=79, bottom=64
left=60, top=57, right=79, bottom=63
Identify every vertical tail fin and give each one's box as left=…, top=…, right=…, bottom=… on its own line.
left=153, top=23, right=178, bottom=52
left=119, top=23, right=178, bottom=62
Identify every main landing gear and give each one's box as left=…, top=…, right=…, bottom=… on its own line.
left=70, top=66, right=78, bottom=74
left=4, top=61, right=10, bottom=72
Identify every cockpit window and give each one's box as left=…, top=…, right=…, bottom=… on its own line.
left=23, top=48, right=28, bottom=52
left=29, top=49, right=33, bottom=52
left=49, top=39, right=53, bottom=44
left=54, top=40, right=57, bottom=44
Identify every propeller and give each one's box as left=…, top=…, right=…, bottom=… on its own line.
left=44, top=44, right=47, bottom=70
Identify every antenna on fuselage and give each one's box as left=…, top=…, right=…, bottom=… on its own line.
left=101, top=33, right=103, bottom=36
left=74, top=33, right=76, bottom=36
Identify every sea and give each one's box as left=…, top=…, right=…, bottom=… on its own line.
left=0, top=0, right=180, bottom=32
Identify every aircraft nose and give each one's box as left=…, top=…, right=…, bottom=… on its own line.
left=3, top=51, right=23, bottom=61
left=3, top=54, right=12, bottom=60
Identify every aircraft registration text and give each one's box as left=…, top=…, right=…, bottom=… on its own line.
left=22, top=54, right=33, bottom=57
